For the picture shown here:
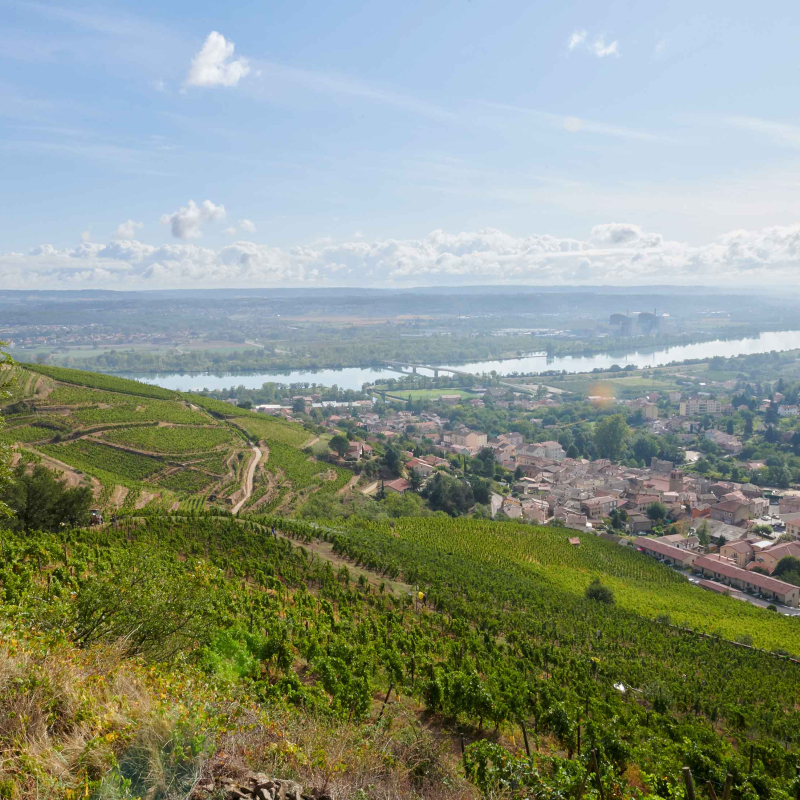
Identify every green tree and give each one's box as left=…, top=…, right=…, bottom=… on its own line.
left=696, top=520, right=710, bottom=547
left=383, top=445, right=402, bottom=477
left=329, top=434, right=350, bottom=458
left=594, top=415, right=631, bottom=461
left=646, top=501, right=668, bottom=523
left=1, top=465, right=93, bottom=532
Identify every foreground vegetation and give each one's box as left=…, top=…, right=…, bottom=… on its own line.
left=3, top=511, right=800, bottom=798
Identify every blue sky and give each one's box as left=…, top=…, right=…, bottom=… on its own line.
left=4, top=0, right=800, bottom=289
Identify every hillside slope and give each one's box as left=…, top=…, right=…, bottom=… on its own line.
left=0, top=364, right=350, bottom=514
left=3, top=511, right=800, bottom=798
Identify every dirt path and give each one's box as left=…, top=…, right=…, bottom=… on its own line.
left=338, top=473, right=359, bottom=495
left=232, top=445, right=262, bottom=514
left=303, top=435, right=320, bottom=448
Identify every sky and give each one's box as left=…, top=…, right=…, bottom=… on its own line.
left=4, top=0, right=800, bottom=290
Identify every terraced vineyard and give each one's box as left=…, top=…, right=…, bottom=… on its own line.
left=101, top=424, right=239, bottom=454
left=0, top=364, right=351, bottom=514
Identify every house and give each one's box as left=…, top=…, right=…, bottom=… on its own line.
left=384, top=478, right=411, bottom=494
left=627, top=512, right=652, bottom=534
left=445, top=426, right=488, bottom=449
left=638, top=538, right=699, bottom=568
left=752, top=541, right=800, bottom=573
left=501, top=496, right=523, bottom=519
left=710, top=500, right=751, bottom=525
left=693, top=555, right=800, bottom=607
left=720, top=538, right=756, bottom=567
left=581, top=495, right=618, bottom=520
left=406, top=457, right=434, bottom=477
left=778, top=405, right=799, bottom=417
left=781, top=495, right=800, bottom=515
left=704, top=429, right=742, bottom=454
left=656, top=533, right=700, bottom=551
left=439, top=394, right=463, bottom=405
left=346, top=441, right=364, bottom=460
left=516, top=441, right=566, bottom=464
left=785, top=514, right=800, bottom=539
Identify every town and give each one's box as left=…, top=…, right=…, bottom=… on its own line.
left=228, top=354, right=800, bottom=610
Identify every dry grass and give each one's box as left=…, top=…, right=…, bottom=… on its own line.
left=0, top=631, right=476, bottom=800
left=203, top=705, right=477, bottom=800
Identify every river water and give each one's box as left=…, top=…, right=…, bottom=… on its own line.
left=122, top=329, right=800, bottom=393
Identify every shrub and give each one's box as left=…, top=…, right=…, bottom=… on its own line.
left=585, top=578, right=615, bottom=605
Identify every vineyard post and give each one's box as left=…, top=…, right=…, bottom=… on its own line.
left=520, top=718, right=531, bottom=758
left=706, top=781, right=719, bottom=800
left=590, top=749, right=605, bottom=800
left=577, top=718, right=581, bottom=757
left=722, top=774, right=733, bottom=800
left=575, top=766, right=590, bottom=800
left=749, top=744, right=754, bottom=774
left=682, top=767, right=696, bottom=800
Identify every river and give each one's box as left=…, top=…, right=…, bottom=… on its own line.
left=121, top=329, right=800, bottom=393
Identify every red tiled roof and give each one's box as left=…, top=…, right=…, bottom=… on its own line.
left=694, top=555, right=799, bottom=596
left=638, top=538, right=696, bottom=562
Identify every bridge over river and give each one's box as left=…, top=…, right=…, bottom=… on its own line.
left=378, top=356, right=549, bottom=397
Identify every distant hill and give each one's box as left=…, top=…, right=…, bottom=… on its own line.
left=0, top=363, right=350, bottom=515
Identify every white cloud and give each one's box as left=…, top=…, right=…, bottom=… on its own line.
left=239, top=218, right=256, bottom=233
left=224, top=226, right=238, bottom=236
left=568, top=30, right=587, bottom=50
left=160, top=199, right=226, bottom=239
left=114, top=219, right=143, bottom=239
left=11, top=221, right=800, bottom=290
left=81, top=230, right=91, bottom=243
left=185, top=31, right=250, bottom=88
left=591, top=36, right=619, bottom=58
left=568, top=30, right=620, bottom=58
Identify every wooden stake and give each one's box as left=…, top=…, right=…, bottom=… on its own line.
left=706, top=781, right=719, bottom=800
left=682, top=767, right=696, bottom=800
left=722, top=774, right=733, bottom=800
left=520, top=718, right=531, bottom=758
left=749, top=744, right=754, bottom=774
left=590, top=749, right=605, bottom=800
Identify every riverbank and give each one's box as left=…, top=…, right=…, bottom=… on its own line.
left=103, top=330, right=800, bottom=393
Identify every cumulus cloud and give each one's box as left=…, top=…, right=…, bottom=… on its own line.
left=160, top=200, right=226, bottom=239
left=10, top=222, right=800, bottom=290
left=568, top=30, right=620, bottom=58
left=185, top=31, right=250, bottom=88
left=239, top=218, right=256, bottom=233
left=81, top=230, right=91, bottom=243
left=114, top=219, right=143, bottom=240
left=224, top=227, right=238, bottom=236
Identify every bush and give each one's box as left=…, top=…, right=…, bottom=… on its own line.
left=66, top=545, right=220, bottom=660
left=585, top=578, right=615, bottom=605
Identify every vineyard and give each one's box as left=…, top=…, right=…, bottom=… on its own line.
left=3, top=513, right=800, bottom=799
left=231, top=413, right=311, bottom=447
left=39, top=439, right=165, bottom=484
left=2, top=364, right=354, bottom=512
left=25, top=363, right=179, bottom=400
left=100, top=424, right=239, bottom=454
left=264, top=440, right=352, bottom=494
